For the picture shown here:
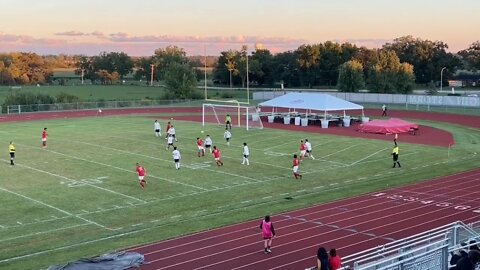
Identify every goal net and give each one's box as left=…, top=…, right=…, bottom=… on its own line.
left=202, top=103, right=263, bottom=130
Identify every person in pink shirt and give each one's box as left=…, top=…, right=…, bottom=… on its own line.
left=259, top=215, right=276, bottom=254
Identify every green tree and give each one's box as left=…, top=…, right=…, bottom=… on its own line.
left=369, top=50, right=415, bottom=93
left=296, top=44, right=321, bottom=87
left=164, top=62, right=197, bottom=99
left=458, top=41, right=480, bottom=71
left=337, top=60, right=365, bottom=92
left=152, top=46, right=188, bottom=80
left=383, top=36, right=461, bottom=84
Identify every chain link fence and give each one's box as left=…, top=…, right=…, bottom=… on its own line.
left=4, top=99, right=205, bottom=114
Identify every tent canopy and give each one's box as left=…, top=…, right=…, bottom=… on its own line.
left=258, top=92, right=363, bottom=111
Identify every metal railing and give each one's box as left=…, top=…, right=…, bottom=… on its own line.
left=335, top=221, right=480, bottom=270
left=4, top=99, right=203, bottom=114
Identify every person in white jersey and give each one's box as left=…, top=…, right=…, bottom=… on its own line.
left=168, top=125, right=177, bottom=142
left=172, top=146, right=181, bottom=170
left=242, top=142, right=250, bottom=165
left=224, top=128, right=232, bottom=146
left=154, top=120, right=161, bottom=137
left=304, top=139, right=315, bottom=160
left=205, top=135, right=213, bottom=153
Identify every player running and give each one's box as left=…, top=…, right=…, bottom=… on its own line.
left=166, top=134, right=174, bottom=150
left=212, top=146, right=224, bottom=166
left=136, top=162, right=147, bottom=188
left=205, top=135, right=213, bottom=153
left=41, top=128, right=48, bottom=148
left=168, top=125, right=177, bottom=142
left=154, top=120, right=162, bottom=137
left=196, top=137, right=205, bottom=157
left=242, top=142, right=250, bottom=165
left=304, top=139, right=315, bottom=160
left=299, top=140, right=307, bottom=161
left=172, top=146, right=181, bottom=170
left=292, top=154, right=302, bottom=179
left=165, top=121, right=172, bottom=139
left=224, top=129, right=232, bottom=146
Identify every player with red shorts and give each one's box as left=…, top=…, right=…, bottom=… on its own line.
left=196, top=137, right=205, bottom=157
left=41, top=128, right=48, bottom=148
left=136, top=162, right=147, bottom=188
left=292, top=154, right=302, bottom=179
left=165, top=121, right=172, bottom=139
left=299, top=140, right=306, bottom=161
left=212, top=146, right=223, bottom=166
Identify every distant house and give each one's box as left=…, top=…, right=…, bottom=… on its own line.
left=453, top=71, right=480, bottom=87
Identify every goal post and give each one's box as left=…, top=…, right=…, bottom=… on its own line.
left=202, top=103, right=263, bottom=130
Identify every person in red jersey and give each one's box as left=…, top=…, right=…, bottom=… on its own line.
left=299, top=140, right=306, bottom=161
left=292, top=154, right=302, bottom=179
left=136, top=162, right=147, bottom=188
left=328, top=248, right=342, bottom=270
left=259, top=215, right=275, bottom=254
left=212, top=146, right=223, bottom=166
left=165, top=121, right=172, bottom=139
left=41, top=128, right=48, bottom=148
left=196, top=137, right=205, bottom=157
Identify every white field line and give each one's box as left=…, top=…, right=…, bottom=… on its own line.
left=354, top=151, right=419, bottom=166
left=2, top=166, right=475, bottom=265
left=106, top=135, right=293, bottom=171
left=319, top=144, right=358, bottom=158
left=0, top=223, right=91, bottom=243
left=7, top=147, right=148, bottom=204
left=0, top=186, right=115, bottom=231
left=349, top=147, right=389, bottom=166
left=20, top=143, right=209, bottom=192
left=70, top=140, right=277, bottom=184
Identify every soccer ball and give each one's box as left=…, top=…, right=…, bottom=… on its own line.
left=170, top=117, right=173, bottom=120
left=201, top=131, right=204, bottom=134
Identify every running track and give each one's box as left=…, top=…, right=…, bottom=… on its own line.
left=131, top=169, right=480, bottom=269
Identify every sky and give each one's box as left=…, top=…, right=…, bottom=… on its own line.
left=0, top=0, right=478, bottom=56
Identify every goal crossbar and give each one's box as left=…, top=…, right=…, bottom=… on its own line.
left=202, top=103, right=263, bottom=131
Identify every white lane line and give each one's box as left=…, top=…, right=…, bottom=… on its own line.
left=0, top=186, right=114, bottom=231
left=349, top=148, right=388, bottom=166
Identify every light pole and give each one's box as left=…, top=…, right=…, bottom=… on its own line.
left=150, top=64, right=155, bottom=86
left=440, top=67, right=446, bottom=92
left=81, top=69, right=84, bottom=85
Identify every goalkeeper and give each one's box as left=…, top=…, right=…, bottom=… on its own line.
left=225, top=114, right=232, bottom=130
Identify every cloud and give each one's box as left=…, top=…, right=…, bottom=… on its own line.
left=332, top=38, right=393, bottom=49
left=54, top=31, right=86, bottom=36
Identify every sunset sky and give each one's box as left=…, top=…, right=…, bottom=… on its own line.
left=0, top=0, right=478, bottom=56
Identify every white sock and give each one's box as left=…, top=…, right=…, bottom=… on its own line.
left=242, top=157, right=245, bottom=164
left=246, top=159, right=249, bottom=165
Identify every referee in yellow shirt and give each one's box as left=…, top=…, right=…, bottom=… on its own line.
left=9, top=141, right=15, bottom=166
left=392, top=144, right=401, bottom=168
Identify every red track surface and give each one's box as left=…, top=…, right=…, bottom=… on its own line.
left=1, top=107, right=479, bottom=269
left=130, top=169, right=480, bottom=270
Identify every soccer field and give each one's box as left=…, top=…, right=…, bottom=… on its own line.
left=0, top=115, right=479, bottom=269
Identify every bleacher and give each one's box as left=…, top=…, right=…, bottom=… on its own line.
left=334, top=221, right=480, bottom=270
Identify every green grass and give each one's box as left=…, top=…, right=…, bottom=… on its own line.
left=0, top=115, right=480, bottom=269
left=0, top=85, right=169, bottom=103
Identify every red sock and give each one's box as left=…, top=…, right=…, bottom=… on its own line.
left=140, top=181, right=145, bottom=188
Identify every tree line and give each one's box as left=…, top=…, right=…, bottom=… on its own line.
left=0, top=36, right=479, bottom=95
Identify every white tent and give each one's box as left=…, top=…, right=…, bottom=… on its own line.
left=258, top=92, right=364, bottom=119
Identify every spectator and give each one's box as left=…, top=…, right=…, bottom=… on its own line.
left=329, top=248, right=341, bottom=270
left=259, top=215, right=275, bottom=254
left=315, top=247, right=329, bottom=270
left=450, top=243, right=468, bottom=268
left=455, top=250, right=480, bottom=270
left=469, top=240, right=479, bottom=252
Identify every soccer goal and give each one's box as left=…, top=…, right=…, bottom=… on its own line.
left=202, top=103, right=263, bottom=130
